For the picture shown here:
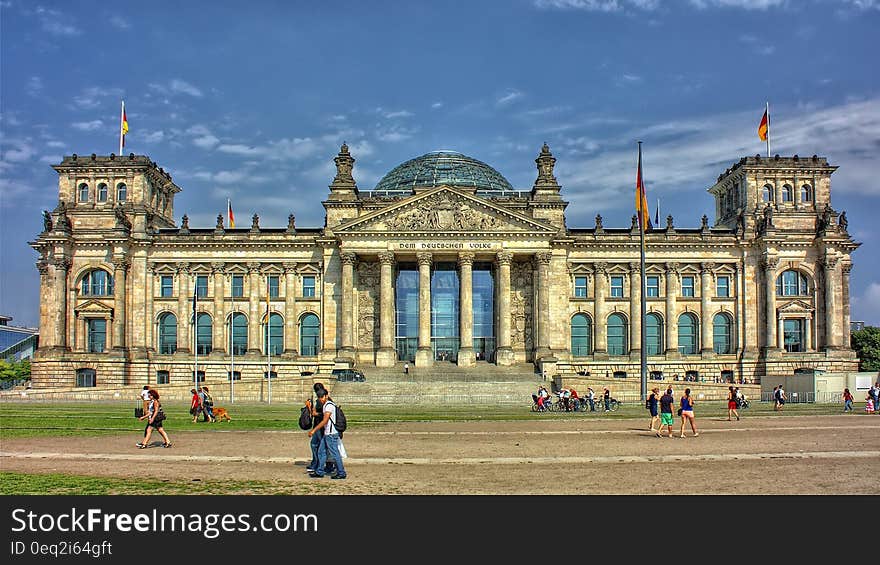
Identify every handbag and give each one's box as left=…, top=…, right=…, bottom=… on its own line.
left=135, top=407, right=144, bottom=418
left=677, top=408, right=683, bottom=416
left=338, top=439, right=348, bottom=459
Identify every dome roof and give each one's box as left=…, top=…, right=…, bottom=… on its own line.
left=373, top=151, right=514, bottom=196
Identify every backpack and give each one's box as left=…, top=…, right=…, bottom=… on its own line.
left=329, top=401, right=347, bottom=437
left=298, top=405, right=312, bottom=430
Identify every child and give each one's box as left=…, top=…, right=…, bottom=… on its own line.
left=866, top=394, right=875, bottom=414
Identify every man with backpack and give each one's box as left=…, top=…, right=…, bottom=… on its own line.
left=305, top=382, right=335, bottom=476
left=307, top=388, right=347, bottom=480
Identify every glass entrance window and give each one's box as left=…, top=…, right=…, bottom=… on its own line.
left=394, top=266, right=419, bottom=362
left=472, top=264, right=495, bottom=361
left=431, top=263, right=460, bottom=362
left=229, top=312, right=247, bottom=355
left=783, top=318, right=805, bottom=352
left=87, top=319, right=106, bottom=353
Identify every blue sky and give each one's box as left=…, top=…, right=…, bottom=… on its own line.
left=1, top=0, right=879, bottom=329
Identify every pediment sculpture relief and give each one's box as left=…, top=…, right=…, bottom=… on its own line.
left=384, top=193, right=505, bottom=232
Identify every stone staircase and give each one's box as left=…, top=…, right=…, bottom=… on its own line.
left=329, top=362, right=543, bottom=405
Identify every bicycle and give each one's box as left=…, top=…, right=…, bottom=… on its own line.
left=596, top=398, right=620, bottom=412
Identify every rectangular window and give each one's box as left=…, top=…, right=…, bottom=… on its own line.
left=195, top=275, right=208, bottom=298
left=192, top=371, right=205, bottom=383
left=646, top=276, right=660, bottom=297
left=716, top=276, right=730, bottom=298
left=649, top=370, right=664, bottom=381
left=156, top=370, right=170, bottom=385
left=721, top=370, right=735, bottom=383
left=783, top=319, right=805, bottom=352
left=160, top=276, right=174, bottom=298
left=613, top=371, right=627, bottom=379
left=574, top=276, right=588, bottom=298
left=610, top=276, right=624, bottom=298
left=87, top=319, right=106, bottom=353
left=267, top=275, right=280, bottom=298
left=685, top=370, right=700, bottom=382
left=681, top=276, right=695, bottom=297
left=302, top=276, right=316, bottom=298
left=228, top=371, right=241, bottom=381
left=264, top=371, right=278, bottom=379
left=231, top=275, right=244, bottom=298
left=75, top=369, right=96, bottom=387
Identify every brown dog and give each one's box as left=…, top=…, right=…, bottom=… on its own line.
left=212, top=407, right=232, bottom=422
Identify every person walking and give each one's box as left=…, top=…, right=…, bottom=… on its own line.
left=871, top=383, right=880, bottom=414
left=139, top=385, right=151, bottom=417
left=647, top=387, right=661, bottom=433
left=842, top=388, right=854, bottom=412
left=308, top=388, right=347, bottom=480
left=404, top=362, right=409, bottom=375
left=137, top=388, right=171, bottom=448
left=603, top=387, right=611, bottom=412
left=201, top=386, right=216, bottom=423
left=586, top=387, right=596, bottom=411
left=727, top=386, right=740, bottom=421
left=658, top=387, right=675, bottom=438
left=190, top=388, right=203, bottom=423
left=777, top=385, right=786, bottom=411
left=306, top=382, right=336, bottom=476
left=679, top=387, right=698, bottom=438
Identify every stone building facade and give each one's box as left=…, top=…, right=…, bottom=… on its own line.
left=29, top=145, right=860, bottom=389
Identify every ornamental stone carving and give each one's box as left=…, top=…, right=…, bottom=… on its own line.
left=53, top=258, right=71, bottom=272
left=535, top=252, right=552, bottom=266
left=36, top=259, right=49, bottom=276
left=378, top=252, right=395, bottom=266
left=211, top=262, right=226, bottom=274
left=246, top=261, right=262, bottom=273
left=340, top=252, right=358, bottom=266
left=594, top=261, right=608, bottom=274
left=823, top=255, right=839, bottom=269
left=496, top=251, right=513, bottom=266
left=385, top=192, right=503, bottom=231
left=701, top=262, right=716, bottom=274
left=762, top=255, right=779, bottom=271
left=357, top=261, right=380, bottom=349
left=282, top=261, right=298, bottom=273
left=417, top=252, right=433, bottom=267
left=175, top=261, right=190, bottom=274
left=458, top=252, right=475, bottom=267
left=511, top=261, right=534, bottom=352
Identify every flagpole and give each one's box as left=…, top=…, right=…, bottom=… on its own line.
left=229, top=296, right=235, bottom=404
left=266, top=277, right=272, bottom=405
left=638, top=141, right=648, bottom=404
left=118, top=101, right=125, bottom=156
left=193, top=278, right=198, bottom=393
left=765, top=101, right=771, bottom=157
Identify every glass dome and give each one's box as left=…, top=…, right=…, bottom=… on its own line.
left=372, top=151, right=514, bottom=197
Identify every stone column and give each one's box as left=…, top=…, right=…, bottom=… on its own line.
left=593, top=262, right=607, bottom=356
left=805, top=314, right=813, bottom=351
left=415, top=252, right=433, bottom=367
left=211, top=262, right=225, bottom=354
left=842, top=263, right=852, bottom=348
left=763, top=255, right=778, bottom=352
left=457, top=252, right=475, bottom=367
left=777, top=315, right=785, bottom=350
left=824, top=254, right=840, bottom=350
left=176, top=263, right=190, bottom=353
left=665, top=263, right=679, bottom=356
left=495, top=251, right=514, bottom=365
left=247, top=262, right=261, bottom=354
left=735, top=263, right=747, bottom=354
left=144, top=262, right=155, bottom=355
left=283, top=262, right=298, bottom=355
left=534, top=251, right=553, bottom=360
left=53, top=258, right=71, bottom=351
left=339, top=252, right=357, bottom=358
left=112, top=259, right=128, bottom=350
left=629, top=262, right=641, bottom=356
left=700, top=263, right=714, bottom=355
left=376, top=252, right=397, bottom=367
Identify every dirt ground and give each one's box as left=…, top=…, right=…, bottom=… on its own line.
left=2, top=414, right=879, bottom=494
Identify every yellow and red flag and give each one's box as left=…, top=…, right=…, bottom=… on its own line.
left=635, top=143, right=651, bottom=231
left=758, top=108, right=769, bottom=141
left=227, top=198, right=236, bottom=228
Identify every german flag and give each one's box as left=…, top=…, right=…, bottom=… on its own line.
left=758, top=108, right=769, bottom=141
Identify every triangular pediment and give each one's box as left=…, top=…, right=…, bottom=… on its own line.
left=778, top=299, right=814, bottom=313
left=75, top=299, right=114, bottom=314
left=335, top=187, right=557, bottom=235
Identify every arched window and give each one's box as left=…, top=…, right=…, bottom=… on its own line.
left=300, top=313, right=320, bottom=356
left=78, top=183, right=90, bottom=203
left=782, top=184, right=793, bottom=202
left=713, top=313, right=733, bottom=355
left=116, top=182, right=127, bottom=202
left=801, top=184, right=812, bottom=202
left=264, top=313, right=283, bottom=355
left=81, top=269, right=114, bottom=296
left=158, top=312, right=177, bottom=355
left=646, top=313, right=663, bottom=355
left=570, top=313, right=592, bottom=356
left=776, top=270, right=809, bottom=297
left=97, top=183, right=108, bottom=202
left=228, top=312, right=247, bottom=355
left=607, top=313, right=628, bottom=356
left=195, top=313, right=212, bottom=355
left=678, top=313, right=699, bottom=355
left=762, top=184, right=773, bottom=202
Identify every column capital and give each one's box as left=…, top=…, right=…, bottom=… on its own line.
left=629, top=262, right=640, bottom=273
left=340, top=251, right=358, bottom=266
left=841, top=262, right=852, bottom=276
left=823, top=254, right=839, bottom=270
left=762, top=254, right=779, bottom=271
left=700, top=262, right=716, bottom=275
left=593, top=261, right=608, bottom=274
left=53, top=257, right=71, bottom=271
left=535, top=251, right=553, bottom=266
left=282, top=261, right=298, bottom=273
left=176, top=261, right=190, bottom=274
left=246, top=261, right=262, bottom=273
left=147, top=261, right=159, bottom=274
left=378, top=251, right=396, bottom=266
left=36, top=259, right=50, bottom=276
left=112, top=259, right=130, bottom=271
left=496, top=251, right=513, bottom=266
left=417, top=252, right=433, bottom=267
left=458, top=251, right=475, bottom=267
left=210, top=261, right=226, bottom=274
left=665, top=261, right=680, bottom=274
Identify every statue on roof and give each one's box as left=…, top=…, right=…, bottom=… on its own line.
left=42, top=210, right=52, bottom=232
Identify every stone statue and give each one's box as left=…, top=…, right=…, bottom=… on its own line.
left=287, top=214, right=296, bottom=232
left=42, top=210, right=52, bottom=232
left=701, top=214, right=709, bottom=230
left=595, top=214, right=603, bottom=230
left=838, top=211, right=848, bottom=232
left=764, top=204, right=773, bottom=227
left=115, top=205, right=130, bottom=229
left=181, top=214, right=190, bottom=230
left=251, top=213, right=260, bottom=230
left=666, top=215, right=674, bottom=230
left=216, top=214, right=224, bottom=229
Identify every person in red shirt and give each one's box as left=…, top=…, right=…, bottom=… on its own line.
left=843, top=388, right=854, bottom=412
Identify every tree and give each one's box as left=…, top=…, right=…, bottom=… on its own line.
left=0, top=358, right=31, bottom=385
left=851, top=326, right=880, bottom=371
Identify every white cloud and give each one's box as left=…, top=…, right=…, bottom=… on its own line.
left=25, top=76, right=44, bottom=97
left=45, top=140, right=66, bottom=148
left=169, top=79, right=203, bottom=97
left=35, top=6, right=81, bottom=36
left=689, top=0, right=785, bottom=9
left=852, top=282, right=880, bottom=326
left=71, top=120, right=104, bottom=131
left=383, top=110, right=414, bottom=119
left=534, top=0, right=659, bottom=11
left=72, top=86, right=124, bottom=109
left=141, top=130, right=166, bottom=144
left=217, top=144, right=264, bottom=156
left=109, top=15, right=130, bottom=29
left=431, top=102, right=444, bottom=109
left=193, top=135, right=220, bottom=149
left=739, top=34, right=776, bottom=55
left=1, top=140, right=35, bottom=163
left=265, top=137, right=320, bottom=161
left=497, top=89, right=524, bottom=105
